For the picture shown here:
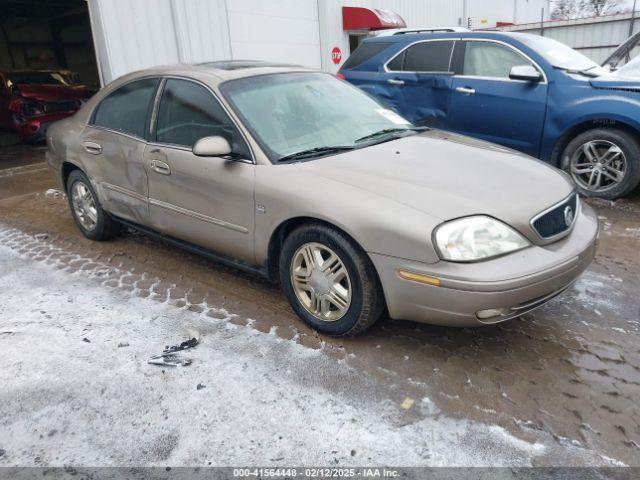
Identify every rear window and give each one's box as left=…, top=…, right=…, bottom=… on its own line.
left=341, top=42, right=392, bottom=70
left=388, top=41, right=454, bottom=72
left=93, top=78, right=158, bottom=138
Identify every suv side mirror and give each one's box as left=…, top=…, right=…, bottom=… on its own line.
left=192, top=136, right=232, bottom=157
left=509, top=65, right=542, bottom=82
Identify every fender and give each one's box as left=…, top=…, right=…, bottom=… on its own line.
left=541, top=94, right=640, bottom=163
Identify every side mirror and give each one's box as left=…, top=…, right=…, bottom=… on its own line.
left=509, top=65, right=542, bottom=82
left=192, top=136, right=232, bottom=157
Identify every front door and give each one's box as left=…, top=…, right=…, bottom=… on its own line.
left=144, top=78, right=255, bottom=264
left=81, top=77, right=159, bottom=224
left=448, top=40, right=548, bottom=157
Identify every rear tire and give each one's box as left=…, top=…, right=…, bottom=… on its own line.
left=279, top=224, right=384, bottom=337
left=560, top=128, right=640, bottom=199
left=66, top=170, right=119, bottom=241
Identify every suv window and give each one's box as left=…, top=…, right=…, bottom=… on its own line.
left=93, top=78, right=158, bottom=138
left=155, top=78, right=250, bottom=157
left=388, top=41, right=454, bottom=72
left=342, top=42, right=392, bottom=70
left=463, top=41, right=532, bottom=78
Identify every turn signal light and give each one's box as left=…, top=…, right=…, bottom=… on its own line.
left=397, top=270, right=441, bottom=286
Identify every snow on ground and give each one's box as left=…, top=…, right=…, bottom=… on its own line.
left=0, top=237, right=624, bottom=467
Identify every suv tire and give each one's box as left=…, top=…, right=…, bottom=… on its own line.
left=561, top=128, right=640, bottom=199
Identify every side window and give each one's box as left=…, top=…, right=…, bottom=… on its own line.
left=463, top=41, right=533, bottom=78
left=389, top=41, right=454, bottom=72
left=155, top=78, right=250, bottom=157
left=93, top=78, right=158, bottom=138
left=341, top=42, right=393, bottom=70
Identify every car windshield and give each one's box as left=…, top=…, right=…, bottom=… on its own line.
left=609, top=54, right=640, bottom=77
left=7, top=71, right=70, bottom=87
left=220, top=72, right=416, bottom=162
left=514, top=33, right=606, bottom=75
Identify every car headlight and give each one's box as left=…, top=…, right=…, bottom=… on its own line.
left=434, top=216, right=530, bottom=262
left=22, top=101, right=45, bottom=116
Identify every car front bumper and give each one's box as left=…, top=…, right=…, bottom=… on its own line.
left=369, top=202, right=599, bottom=327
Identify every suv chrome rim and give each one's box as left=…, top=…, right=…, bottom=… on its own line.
left=290, top=242, right=352, bottom=322
left=71, top=182, right=98, bottom=231
left=570, top=140, right=627, bottom=192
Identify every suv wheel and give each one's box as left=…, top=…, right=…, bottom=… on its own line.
left=561, top=128, right=640, bottom=199
left=67, top=170, right=119, bottom=240
left=279, top=224, right=384, bottom=336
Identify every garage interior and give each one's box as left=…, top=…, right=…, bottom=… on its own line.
left=0, top=0, right=99, bottom=149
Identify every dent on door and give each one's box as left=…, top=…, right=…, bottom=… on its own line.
left=81, top=128, right=150, bottom=224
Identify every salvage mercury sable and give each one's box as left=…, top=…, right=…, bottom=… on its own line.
left=46, top=61, right=598, bottom=336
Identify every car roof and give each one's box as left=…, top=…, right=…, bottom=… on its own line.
left=365, top=30, right=527, bottom=44
left=110, top=60, right=316, bottom=87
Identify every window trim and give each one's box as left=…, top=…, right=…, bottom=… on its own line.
left=148, top=75, right=255, bottom=164
left=88, top=76, right=161, bottom=141
left=455, top=38, right=548, bottom=84
left=383, top=38, right=459, bottom=74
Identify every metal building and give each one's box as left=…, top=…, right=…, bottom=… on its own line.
left=86, top=0, right=549, bottom=85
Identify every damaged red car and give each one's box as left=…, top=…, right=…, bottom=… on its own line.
left=0, top=70, right=93, bottom=142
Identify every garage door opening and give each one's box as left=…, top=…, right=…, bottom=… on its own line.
left=0, top=0, right=99, bottom=160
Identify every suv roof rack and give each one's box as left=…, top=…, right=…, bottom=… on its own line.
left=376, top=27, right=470, bottom=37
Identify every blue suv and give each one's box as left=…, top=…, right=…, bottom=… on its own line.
left=339, top=31, right=640, bottom=199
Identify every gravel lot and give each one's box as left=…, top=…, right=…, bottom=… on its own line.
left=0, top=145, right=638, bottom=467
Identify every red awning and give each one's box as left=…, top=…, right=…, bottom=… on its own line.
left=342, top=6, right=406, bottom=31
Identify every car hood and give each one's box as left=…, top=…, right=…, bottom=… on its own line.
left=299, top=130, right=574, bottom=243
left=589, top=76, right=640, bottom=92
left=15, top=83, right=91, bottom=101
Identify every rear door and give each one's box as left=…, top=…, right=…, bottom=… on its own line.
left=448, top=40, right=548, bottom=157
left=144, top=77, right=256, bottom=264
left=381, top=39, right=456, bottom=127
left=83, top=77, right=159, bottom=224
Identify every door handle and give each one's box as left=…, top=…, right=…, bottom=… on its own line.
left=455, top=86, right=476, bottom=95
left=83, top=141, right=102, bottom=155
left=387, top=78, right=405, bottom=86
left=149, top=159, right=171, bottom=175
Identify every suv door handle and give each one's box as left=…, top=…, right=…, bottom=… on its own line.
left=83, top=141, right=102, bottom=154
left=387, top=78, right=405, bottom=86
left=455, top=86, right=476, bottom=95
left=149, top=159, right=171, bottom=175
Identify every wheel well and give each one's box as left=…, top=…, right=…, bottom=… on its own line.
left=551, top=120, right=640, bottom=166
left=61, top=162, right=82, bottom=189
left=266, top=217, right=361, bottom=283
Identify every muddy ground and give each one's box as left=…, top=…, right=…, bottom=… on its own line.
left=0, top=144, right=639, bottom=466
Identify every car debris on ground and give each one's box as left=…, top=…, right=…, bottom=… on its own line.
left=147, top=337, right=198, bottom=367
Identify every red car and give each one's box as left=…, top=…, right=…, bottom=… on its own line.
left=0, top=69, right=93, bottom=142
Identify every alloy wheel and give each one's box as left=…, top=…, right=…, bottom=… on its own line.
left=569, top=140, right=627, bottom=193
left=71, top=181, right=98, bottom=231
left=290, top=242, right=352, bottom=322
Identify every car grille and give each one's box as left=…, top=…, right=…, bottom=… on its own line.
left=531, top=193, right=578, bottom=239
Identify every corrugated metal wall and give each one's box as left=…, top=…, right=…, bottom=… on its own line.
left=226, top=0, right=321, bottom=68
left=499, top=12, right=640, bottom=64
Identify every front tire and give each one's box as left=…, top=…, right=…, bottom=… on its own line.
left=279, top=224, right=384, bottom=337
left=561, top=128, right=640, bottom=199
left=66, top=170, right=119, bottom=241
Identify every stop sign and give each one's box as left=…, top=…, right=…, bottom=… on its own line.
left=331, top=46, right=342, bottom=65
